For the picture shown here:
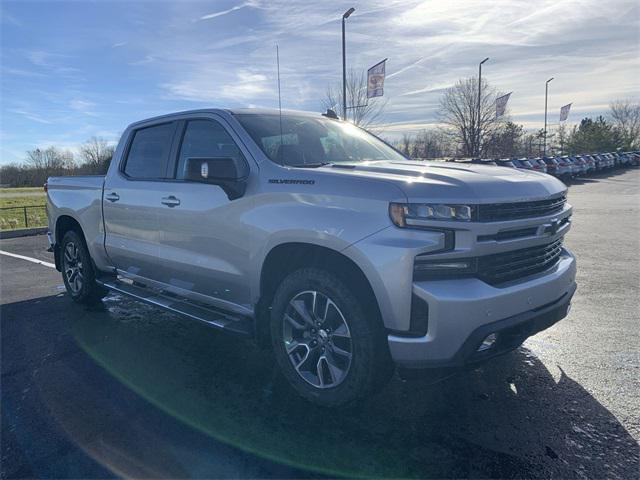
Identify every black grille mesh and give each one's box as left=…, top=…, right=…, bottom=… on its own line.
left=478, top=238, right=564, bottom=285
left=478, top=194, right=567, bottom=221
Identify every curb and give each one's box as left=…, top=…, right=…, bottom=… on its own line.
left=0, top=227, right=48, bottom=240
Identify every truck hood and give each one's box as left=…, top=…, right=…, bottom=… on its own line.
left=324, top=160, right=566, bottom=203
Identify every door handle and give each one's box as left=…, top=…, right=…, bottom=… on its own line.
left=161, top=196, right=181, bottom=207
left=105, top=192, right=120, bottom=202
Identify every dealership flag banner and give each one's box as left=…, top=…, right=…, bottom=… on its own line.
left=560, top=103, right=572, bottom=122
left=495, top=92, right=512, bottom=118
left=367, top=59, right=387, bottom=98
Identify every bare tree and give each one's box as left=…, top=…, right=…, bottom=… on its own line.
left=484, top=122, right=526, bottom=159
left=322, top=69, right=387, bottom=129
left=79, top=136, right=115, bottom=174
left=412, top=129, right=452, bottom=159
left=25, top=146, right=73, bottom=172
left=400, top=133, right=413, bottom=157
left=609, top=99, right=640, bottom=149
left=23, top=147, right=74, bottom=186
left=0, top=163, right=27, bottom=187
left=554, top=123, right=568, bottom=156
left=387, top=129, right=453, bottom=160
left=438, top=76, right=505, bottom=157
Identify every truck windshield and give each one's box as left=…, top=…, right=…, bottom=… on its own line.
left=234, top=114, right=406, bottom=167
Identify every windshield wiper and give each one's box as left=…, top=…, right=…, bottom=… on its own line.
left=290, top=162, right=333, bottom=168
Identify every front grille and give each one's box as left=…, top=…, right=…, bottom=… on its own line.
left=477, top=193, right=566, bottom=222
left=478, top=238, right=564, bottom=285
left=477, top=226, right=539, bottom=242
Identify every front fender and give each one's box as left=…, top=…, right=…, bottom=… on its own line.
left=250, top=225, right=388, bottom=303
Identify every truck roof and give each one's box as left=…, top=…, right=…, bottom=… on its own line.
left=126, top=107, right=323, bottom=130
left=227, top=108, right=321, bottom=117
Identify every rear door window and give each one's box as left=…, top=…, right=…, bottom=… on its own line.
left=124, top=123, right=176, bottom=179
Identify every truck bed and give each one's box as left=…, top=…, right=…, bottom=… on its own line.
left=47, top=175, right=106, bottom=264
left=47, top=175, right=105, bottom=191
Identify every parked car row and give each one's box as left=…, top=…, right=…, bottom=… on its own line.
left=463, top=151, right=640, bottom=180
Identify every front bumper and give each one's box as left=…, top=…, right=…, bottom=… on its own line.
left=388, top=249, right=576, bottom=368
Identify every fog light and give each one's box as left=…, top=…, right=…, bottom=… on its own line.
left=477, top=333, right=497, bottom=352
left=413, top=257, right=478, bottom=279
left=414, top=261, right=472, bottom=271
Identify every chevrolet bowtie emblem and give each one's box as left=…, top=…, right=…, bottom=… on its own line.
left=539, top=219, right=560, bottom=236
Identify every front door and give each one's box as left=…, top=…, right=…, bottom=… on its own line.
left=151, top=116, right=255, bottom=312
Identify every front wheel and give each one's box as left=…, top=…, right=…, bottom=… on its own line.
left=60, top=230, right=107, bottom=304
left=270, top=268, right=393, bottom=406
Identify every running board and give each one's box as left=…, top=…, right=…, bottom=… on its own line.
left=96, top=278, right=254, bottom=336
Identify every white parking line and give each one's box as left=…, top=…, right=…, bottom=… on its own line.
left=0, top=250, right=56, bottom=269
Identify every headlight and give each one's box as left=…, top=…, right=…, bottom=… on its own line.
left=389, top=202, right=474, bottom=227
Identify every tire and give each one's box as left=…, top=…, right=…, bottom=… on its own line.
left=60, top=230, right=107, bottom=304
left=270, top=267, right=393, bottom=406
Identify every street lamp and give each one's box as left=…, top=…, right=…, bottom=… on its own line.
left=544, top=77, right=554, bottom=156
left=476, top=57, right=490, bottom=157
left=342, top=7, right=355, bottom=121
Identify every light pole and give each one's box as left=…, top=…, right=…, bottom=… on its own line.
left=342, top=7, right=355, bottom=121
left=544, top=77, right=554, bottom=156
left=477, top=57, right=489, bottom=157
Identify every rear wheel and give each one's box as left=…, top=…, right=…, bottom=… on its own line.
left=270, top=267, right=393, bottom=406
left=61, top=230, right=107, bottom=304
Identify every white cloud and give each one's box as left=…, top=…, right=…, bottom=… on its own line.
left=164, top=69, right=271, bottom=103
left=400, top=82, right=454, bottom=97
left=222, top=70, right=270, bottom=99
left=199, top=1, right=256, bottom=21
left=2, top=67, right=46, bottom=78
left=129, top=55, right=155, bottom=66
left=69, top=99, right=97, bottom=116
left=23, top=49, right=79, bottom=76
left=9, top=109, right=52, bottom=124
left=1, top=12, right=22, bottom=27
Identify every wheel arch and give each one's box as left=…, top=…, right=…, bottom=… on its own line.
left=256, top=242, right=383, bottom=346
left=55, top=215, right=84, bottom=243
left=53, top=215, right=86, bottom=271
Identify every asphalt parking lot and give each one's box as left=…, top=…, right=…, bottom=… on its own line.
left=1, top=168, right=639, bottom=479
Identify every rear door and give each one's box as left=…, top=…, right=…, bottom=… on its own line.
left=103, top=121, right=179, bottom=281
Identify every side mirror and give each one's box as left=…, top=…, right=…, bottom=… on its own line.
left=184, top=157, right=248, bottom=200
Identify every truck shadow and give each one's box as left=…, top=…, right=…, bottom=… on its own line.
left=3, top=293, right=639, bottom=479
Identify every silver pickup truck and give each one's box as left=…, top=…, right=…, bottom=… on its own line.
left=47, top=108, right=577, bottom=406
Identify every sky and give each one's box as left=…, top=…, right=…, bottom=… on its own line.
left=1, top=0, right=639, bottom=165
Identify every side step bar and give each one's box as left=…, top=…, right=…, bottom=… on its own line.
left=96, top=278, right=254, bottom=337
